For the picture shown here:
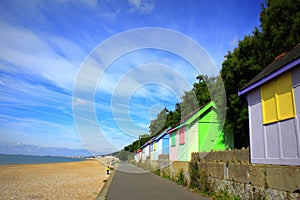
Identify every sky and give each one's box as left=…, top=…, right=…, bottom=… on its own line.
left=0, top=0, right=263, bottom=156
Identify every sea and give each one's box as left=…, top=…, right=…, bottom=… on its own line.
left=0, top=154, right=86, bottom=165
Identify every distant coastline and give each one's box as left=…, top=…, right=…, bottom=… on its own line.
left=0, top=154, right=86, bottom=165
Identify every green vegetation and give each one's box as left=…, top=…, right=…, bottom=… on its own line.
left=128, top=134, right=150, bottom=152
left=160, top=168, right=172, bottom=180
left=189, top=160, right=210, bottom=193
left=149, top=74, right=224, bottom=137
left=207, top=191, right=241, bottom=200
left=221, top=0, right=300, bottom=148
left=189, top=160, right=241, bottom=200
left=121, top=0, right=300, bottom=152
left=175, top=168, right=186, bottom=186
left=152, top=168, right=160, bottom=176
left=116, top=149, right=132, bottom=161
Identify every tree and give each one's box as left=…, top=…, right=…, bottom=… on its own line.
left=123, top=0, right=300, bottom=151
left=165, top=103, right=181, bottom=128
left=149, top=108, right=168, bottom=136
left=260, top=0, right=300, bottom=67
left=221, top=0, right=300, bottom=148
left=193, top=75, right=211, bottom=106
left=148, top=75, right=221, bottom=136
left=180, top=90, right=199, bottom=118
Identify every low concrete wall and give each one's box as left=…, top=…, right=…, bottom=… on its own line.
left=192, top=149, right=300, bottom=199
left=139, top=149, right=300, bottom=199
left=150, top=160, right=159, bottom=170
left=169, top=161, right=189, bottom=182
left=158, top=154, right=169, bottom=169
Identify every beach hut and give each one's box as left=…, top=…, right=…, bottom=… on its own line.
left=139, top=129, right=170, bottom=166
left=238, top=43, right=300, bottom=165
left=168, top=127, right=179, bottom=161
left=154, top=128, right=170, bottom=160
left=134, top=149, right=142, bottom=163
left=149, top=138, right=156, bottom=161
left=142, top=142, right=150, bottom=162
left=168, top=101, right=233, bottom=162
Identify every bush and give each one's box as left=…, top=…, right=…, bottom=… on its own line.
left=175, top=168, right=185, bottom=185
left=189, top=160, right=200, bottom=189
left=152, top=168, right=160, bottom=176
left=161, top=168, right=171, bottom=180
left=189, top=161, right=210, bottom=192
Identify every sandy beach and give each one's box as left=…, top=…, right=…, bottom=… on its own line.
left=0, top=158, right=109, bottom=200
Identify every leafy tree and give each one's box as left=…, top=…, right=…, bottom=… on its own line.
left=116, top=149, right=132, bottom=161
left=149, top=108, right=168, bottom=136
left=165, top=103, right=181, bottom=128
left=148, top=75, right=221, bottom=136
left=123, top=134, right=150, bottom=153
left=193, top=75, right=211, bottom=106
left=221, top=36, right=261, bottom=148
left=123, top=0, right=300, bottom=151
left=221, top=0, right=300, bottom=148
left=180, top=90, right=199, bottom=117
left=260, top=0, right=300, bottom=67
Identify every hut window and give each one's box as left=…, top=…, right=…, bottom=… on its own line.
left=179, top=128, right=185, bottom=145
left=261, top=72, right=296, bottom=124
left=171, top=132, right=176, bottom=147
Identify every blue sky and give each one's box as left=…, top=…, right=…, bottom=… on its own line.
left=0, top=0, right=263, bottom=156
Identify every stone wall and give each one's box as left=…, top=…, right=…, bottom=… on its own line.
left=150, top=160, right=159, bottom=170
left=192, top=149, right=300, bottom=199
left=158, top=154, right=169, bottom=169
left=136, top=149, right=300, bottom=199
left=169, top=161, right=190, bottom=183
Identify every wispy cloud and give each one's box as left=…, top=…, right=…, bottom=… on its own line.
left=230, top=36, right=238, bottom=47
left=0, top=114, right=80, bottom=148
left=79, top=0, right=98, bottom=8
left=128, top=0, right=155, bottom=14
left=0, top=22, right=84, bottom=90
left=74, top=45, right=201, bottom=150
left=0, top=0, right=263, bottom=155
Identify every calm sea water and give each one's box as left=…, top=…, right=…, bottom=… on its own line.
left=0, top=154, right=86, bottom=165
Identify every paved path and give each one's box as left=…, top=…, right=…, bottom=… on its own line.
left=105, top=163, right=209, bottom=200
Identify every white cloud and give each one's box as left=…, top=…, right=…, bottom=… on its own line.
left=0, top=22, right=85, bottom=91
left=230, top=36, right=238, bottom=47
left=0, top=74, right=71, bottom=110
left=128, top=0, right=155, bottom=14
left=74, top=37, right=205, bottom=147
left=55, top=0, right=98, bottom=8
left=82, top=0, right=98, bottom=8
left=0, top=79, right=4, bottom=86
left=73, top=98, right=88, bottom=106
left=0, top=114, right=80, bottom=148
left=110, top=63, right=191, bottom=100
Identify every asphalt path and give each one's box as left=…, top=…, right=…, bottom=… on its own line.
left=105, top=163, right=209, bottom=200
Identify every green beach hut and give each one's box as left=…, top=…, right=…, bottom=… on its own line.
left=173, top=101, right=233, bottom=161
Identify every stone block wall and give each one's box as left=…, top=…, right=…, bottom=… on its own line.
left=169, top=161, right=189, bottom=179
left=136, top=149, right=300, bottom=199
left=158, top=154, right=169, bottom=169
left=150, top=160, right=159, bottom=170
left=192, top=149, right=300, bottom=199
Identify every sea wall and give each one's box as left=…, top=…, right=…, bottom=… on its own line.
left=135, top=149, right=300, bottom=199
left=190, top=149, right=300, bottom=199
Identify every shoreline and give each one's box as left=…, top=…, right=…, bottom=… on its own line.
left=0, top=158, right=109, bottom=200
left=0, top=154, right=87, bottom=165
left=0, top=159, right=87, bottom=166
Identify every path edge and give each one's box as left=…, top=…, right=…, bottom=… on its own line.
left=96, top=167, right=117, bottom=200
